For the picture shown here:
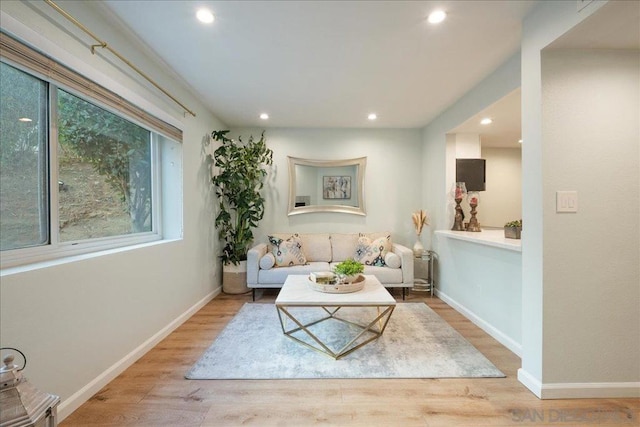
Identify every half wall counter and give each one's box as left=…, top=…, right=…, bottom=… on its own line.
left=435, top=229, right=522, bottom=252
left=434, top=228, right=522, bottom=356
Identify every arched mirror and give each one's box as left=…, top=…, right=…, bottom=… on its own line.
left=287, top=156, right=366, bottom=216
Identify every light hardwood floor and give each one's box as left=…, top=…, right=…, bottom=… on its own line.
left=62, top=290, right=639, bottom=426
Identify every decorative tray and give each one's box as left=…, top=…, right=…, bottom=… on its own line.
left=307, top=274, right=365, bottom=293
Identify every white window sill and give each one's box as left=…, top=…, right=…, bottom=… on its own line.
left=0, top=238, right=182, bottom=277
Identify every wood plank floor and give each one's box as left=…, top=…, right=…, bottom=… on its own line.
left=62, top=290, right=639, bottom=426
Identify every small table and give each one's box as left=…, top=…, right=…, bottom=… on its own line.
left=275, top=275, right=396, bottom=360
left=413, top=251, right=434, bottom=296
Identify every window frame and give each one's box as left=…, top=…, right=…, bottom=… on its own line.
left=0, top=58, right=166, bottom=269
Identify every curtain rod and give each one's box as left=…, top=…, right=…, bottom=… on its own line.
left=44, top=0, right=196, bottom=118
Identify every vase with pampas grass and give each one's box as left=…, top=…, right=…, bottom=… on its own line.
left=412, top=209, right=430, bottom=257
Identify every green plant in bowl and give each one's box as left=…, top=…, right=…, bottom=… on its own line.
left=333, top=258, right=364, bottom=283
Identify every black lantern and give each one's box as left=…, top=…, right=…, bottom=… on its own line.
left=0, top=348, right=60, bottom=427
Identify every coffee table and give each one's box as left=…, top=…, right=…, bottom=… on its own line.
left=275, top=274, right=396, bottom=360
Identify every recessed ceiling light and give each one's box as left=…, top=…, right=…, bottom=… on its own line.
left=259, top=113, right=269, bottom=120
left=368, top=113, right=377, bottom=121
left=480, top=118, right=493, bottom=125
left=18, top=117, right=32, bottom=122
left=428, top=10, right=446, bottom=24
left=518, top=139, right=523, bottom=144
left=196, top=8, right=215, bottom=24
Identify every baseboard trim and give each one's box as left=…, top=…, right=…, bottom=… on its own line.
left=435, top=289, right=522, bottom=357
left=518, top=368, right=640, bottom=399
left=57, top=288, right=220, bottom=421
left=541, top=381, right=640, bottom=399
left=518, top=368, right=543, bottom=398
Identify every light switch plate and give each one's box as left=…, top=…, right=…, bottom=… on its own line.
left=556, top=191, right=578, bottom=213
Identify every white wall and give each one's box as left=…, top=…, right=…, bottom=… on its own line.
left=228, top=127, right=422, bottom=248
left=519, top=0, right=639, bottom=398
left=481, top=147, right=522, bottom=228
left=454, top=133, right=482, bottom=158
left=541, top=49, right=639, bottom=384
left=0, top=1, right=222, bottom=418
left=421, top=53, right=523, bottom=353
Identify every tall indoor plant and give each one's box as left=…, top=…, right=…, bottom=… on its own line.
left=209, top=130, right=273, bottom=293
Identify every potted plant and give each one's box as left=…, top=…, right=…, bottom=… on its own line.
left=208, top=130, right=273, bottom=294
left=504, top=219, right=522, bottom=239
left=333, top=258, right=365, bottom=283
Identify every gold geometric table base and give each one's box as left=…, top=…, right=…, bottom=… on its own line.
left=276, top=305, right=395, bottom=360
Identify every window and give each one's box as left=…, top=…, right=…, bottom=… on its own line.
left=57, top=89, right=153, bottom=241
left=0, top=62, right=48, bottom=251
left=0, top=34, right=183, bottom=267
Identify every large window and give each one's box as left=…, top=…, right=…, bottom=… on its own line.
left=57, top=89, right=153, bottom=241
left=0, top=43, right=181, bottom=267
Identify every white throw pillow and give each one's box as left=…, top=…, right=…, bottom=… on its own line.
left=259, top=253, right=276, bottom=270
left=384, top=252, right=401, bottom=269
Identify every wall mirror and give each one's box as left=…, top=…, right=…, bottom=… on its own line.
left=287, top=156, right=366, bottom=216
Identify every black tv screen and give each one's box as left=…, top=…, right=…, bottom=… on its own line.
left=456, top=158, right=486, bottom=191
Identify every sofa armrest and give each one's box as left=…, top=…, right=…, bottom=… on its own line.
left=247, top=243, right=268, bottom=285
left=392, top=243, right=414, bottom=285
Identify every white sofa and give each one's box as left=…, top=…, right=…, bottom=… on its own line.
left=247, top=232, right=414, bottom=300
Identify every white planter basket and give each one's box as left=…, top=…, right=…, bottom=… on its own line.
left=223, top=261, right=248, bottom=294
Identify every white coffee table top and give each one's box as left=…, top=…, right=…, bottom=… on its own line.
left=275, top=274, right=396, bottom=306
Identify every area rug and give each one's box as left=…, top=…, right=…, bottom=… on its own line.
left=185, top=303, right=504, bottom=380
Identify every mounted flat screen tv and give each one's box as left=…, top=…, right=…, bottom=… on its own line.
left=456, top=158, right=486, bottom=191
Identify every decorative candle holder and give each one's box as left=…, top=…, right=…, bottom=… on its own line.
left=467, top=191, right=481, bottom=232
left=451, top=182, right=466, bottom=231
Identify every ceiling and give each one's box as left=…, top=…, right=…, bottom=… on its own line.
left=451, top=88, right=521, bottom=148
left=547, top=0, right=640, bottom=50
left=451, top=0, right=640, bottom=149
left=100, top=0, right=538, bottom=129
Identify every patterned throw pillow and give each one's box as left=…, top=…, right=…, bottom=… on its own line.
left=268, top=235, right=307, bottom=267
left=354, top=234, right=391, bottom=267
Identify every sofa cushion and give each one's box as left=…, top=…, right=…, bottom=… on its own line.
left=363, top=265, right=403, bottom=284
left=354, top=234, right=391, bottom=266
left=384, top=252, right=401, bottom=269
left=300, top=233, right=332, bottom=262
left=259, top=252, right=276, bottom=270
left=330, top=233, right=359, bottom=262
left=268, top=235, right=307, bottom=267
left=258, top=262, right=330, bottom=284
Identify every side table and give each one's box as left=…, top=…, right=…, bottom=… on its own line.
left=413, top=250, right=434, bottom=297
